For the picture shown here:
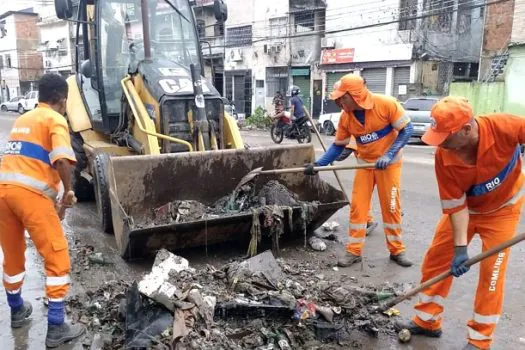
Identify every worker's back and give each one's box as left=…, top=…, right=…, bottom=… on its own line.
left=0, top=103, right=74, bottom=199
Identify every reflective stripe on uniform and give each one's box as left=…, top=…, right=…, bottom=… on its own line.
left=49, top=146, right=75, bottom=162
left=384, top=223, right=402, bottom=230
left=349, top=223, right=367, bottom=230
left=6, top=288, right=21, bottom=294
left=441, top=194, right=466, bottom=210
left=392, top=115, right=411, bottom=129
left=418, top=292, right=445, bottom=305
left=347, top=237, right=365, bottom=244
left=46, top=275, right=70, bottom=286
left=467, top=326, right=492, bottom=340
left=3, top=271, right=25, bottom=284
left=386, top=235, right=402, bottom=242
left=0, top=172, right=57, bottom=199
left=415, top=309, right=441, bottom=322
left=473, top=313, right=500, bottom=324
left=356, top=151, right=403, bottom=165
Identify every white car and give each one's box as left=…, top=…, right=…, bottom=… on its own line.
left=318, top=99, right=341, bottom=135
left=0, top=96, right=25, bottom=113
left=19, top=91, right=39, bottom=114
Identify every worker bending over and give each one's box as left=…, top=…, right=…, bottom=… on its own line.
left=304, top=74, right=413, bottom=267
left=397, top=97, right=525, bottom=350
left=0, top=73, right=85, bottom=347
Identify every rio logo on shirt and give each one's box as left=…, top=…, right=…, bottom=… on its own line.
left=4, top=141, right=22, bottom=154
left=485, top=177, right=501, bottom=192
left=359, top=132, right=379, bottom=144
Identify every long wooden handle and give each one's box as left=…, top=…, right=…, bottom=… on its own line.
left=260, top=163, right=375, bottom=175
left=305, top=112, right=350, bottom=202
left=380, top=231, right=525, bottom=311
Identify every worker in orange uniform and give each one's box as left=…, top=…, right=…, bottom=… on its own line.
left=336, top=138, right=379, bottom=236
left=396, top=97, right=525, bottom=349
left=304, top=74, right=413, bottom=267
left=0, top=73, right=86, bottom=347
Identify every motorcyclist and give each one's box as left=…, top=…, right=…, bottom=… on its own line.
left=289, top=86, right=305, bottom=124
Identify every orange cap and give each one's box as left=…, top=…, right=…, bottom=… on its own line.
left=330, top=74, right=374, bottom=109
left=421, top=96, right=473, bottom=146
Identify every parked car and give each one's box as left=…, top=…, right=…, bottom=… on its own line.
left=0, top=96, right=25, bottom=113
left=402, top=96, right=442, bottom=138
left=19, top=90, right=39, bottom=114
left=318, top=99, right=341, bottom=135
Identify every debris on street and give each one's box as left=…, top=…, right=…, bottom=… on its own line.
left=308, top=236, right=327, bottom=251
left=66, top=249, right=406, bottom=349
left=322, top=221, right=340, bottom=232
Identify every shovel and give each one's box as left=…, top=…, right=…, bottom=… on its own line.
left=374, top=231, right=525, bottom=313
left=235, top=163, right=376, bottom=192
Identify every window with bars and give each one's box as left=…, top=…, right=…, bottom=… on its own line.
left=226, top=25, right=252, bottom=47
left=266, top=67, right=288, bottom=97
left=294, top=12, right=315, bottom=33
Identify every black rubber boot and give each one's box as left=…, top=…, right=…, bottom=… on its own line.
left=11, top=301, right=32, bottom=328
left=395, top=320, right=442, bottom=338
left=46, top=322, right=86, bottom=348
left=337, top=252, right=362, bottom=267
left=390, top=252, right=413, bottom=267
left=366, top=221, right=378, bottom=236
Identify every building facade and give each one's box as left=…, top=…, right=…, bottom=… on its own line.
left=0, top=10, right=43, bottom=101
left=320, top=0, right=484, bottom=106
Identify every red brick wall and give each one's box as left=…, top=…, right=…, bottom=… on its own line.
left=479, top=0, right=515, bottom=79
left=14, top=14, right=43, bottom=82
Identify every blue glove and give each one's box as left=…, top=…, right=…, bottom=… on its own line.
left=451, top=246, right=470, bottom=277
left=315, top=143, right=345, bottom=166
left=375, top=155, right=392, bottom=169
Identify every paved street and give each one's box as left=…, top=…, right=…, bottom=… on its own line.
left=0, top=112, right=524, bottom=349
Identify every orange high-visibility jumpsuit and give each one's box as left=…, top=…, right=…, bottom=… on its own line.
left=336, top=95, right=411, bottom=256
left=0, top=103, right=76, bottom=303
left=413, top=114, right=525, bottom=349
left=346, top=138, right=375, bottom=225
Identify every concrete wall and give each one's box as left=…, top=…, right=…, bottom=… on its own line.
left=449, top=45, right=525, bottom=115
left=14, top=14, right=43, bottom=84
left=512, top=0, right=525, bottom=43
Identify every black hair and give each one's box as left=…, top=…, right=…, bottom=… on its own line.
left=38, top=73, right=68, bottom=104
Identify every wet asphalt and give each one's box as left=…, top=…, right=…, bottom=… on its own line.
left=0, top=112, right=524, bottom=349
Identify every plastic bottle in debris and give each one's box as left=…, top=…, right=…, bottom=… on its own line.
left=277, top=334, right=291, bottom=350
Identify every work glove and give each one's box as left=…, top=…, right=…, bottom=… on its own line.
left=304, top=163, right=319, bottom=176
left=375, top=155, right=392, bottom=169
left=451, top=246, right=470, bottom=277
left=335, top=148, right=354, bottom=162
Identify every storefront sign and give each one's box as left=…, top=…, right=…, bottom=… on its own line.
left=321, top=48, right=355, bottom=65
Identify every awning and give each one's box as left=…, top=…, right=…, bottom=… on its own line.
left=291, top=67, right=310, bottom=76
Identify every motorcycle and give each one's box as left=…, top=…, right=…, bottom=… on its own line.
left=270, top=110, right=312, bottom=144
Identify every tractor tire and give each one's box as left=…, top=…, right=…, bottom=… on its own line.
left=93, top=152, right=113, bottom=234
left=70, top=132, right=94, bottom=202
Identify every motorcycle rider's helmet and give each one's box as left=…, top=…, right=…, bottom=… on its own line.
left=290, top=85, right=300, bottom=96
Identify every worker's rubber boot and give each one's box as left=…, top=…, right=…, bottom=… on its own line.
left=46, top=322, right=86, bottom=348
left=337, top=252, right=362, bottom=267
left=46, top=300, right=86, bottom=348
left=366, top=221, right=378, bottom=236
left=390, top=252, right=413, bottom=267
left=462, top=343, right=488, bottom=350
left=7, top=291, right=32, bottom=328
left=11, top=301, right=33, bottom=328
left=395, top=320, right=442, bottom=338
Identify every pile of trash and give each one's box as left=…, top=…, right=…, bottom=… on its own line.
left=69, top=249, right=405, bottom=349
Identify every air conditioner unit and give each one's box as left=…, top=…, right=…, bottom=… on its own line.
left=321, top=38, right=335, bottom=49
left=269, top=44, right=282, bottom=54
left=45, top=60, right=52, bottom=68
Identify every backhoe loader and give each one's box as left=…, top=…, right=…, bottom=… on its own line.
left=54, top=0, right=347, bottom=260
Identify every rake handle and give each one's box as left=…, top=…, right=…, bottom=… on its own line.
left=380, top=231, right=525, bottom=311
left=260, top=163, right=376, bottom=175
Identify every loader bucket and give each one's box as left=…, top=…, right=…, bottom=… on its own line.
left=106, top=144, right=347, bottom=261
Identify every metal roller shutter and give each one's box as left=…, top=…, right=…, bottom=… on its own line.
left=393, top=66, right=411, bottom=99
left=326, top=72, right=350, bottom=92
left=361, top=68, right=387, bottom=93
left=293, top=76, right=311, bottom=111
